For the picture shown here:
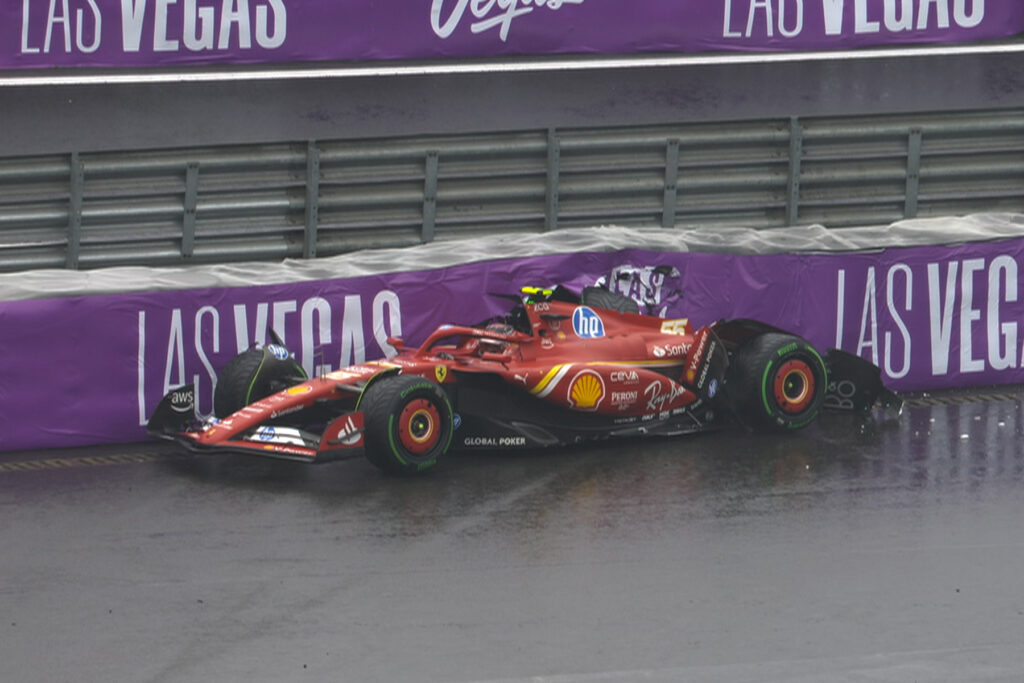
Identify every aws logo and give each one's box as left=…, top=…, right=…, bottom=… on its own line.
left=567, top=369, right=605, bottom=411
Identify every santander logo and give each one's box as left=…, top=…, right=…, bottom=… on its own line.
left=430, top=0, right=586, bottom=42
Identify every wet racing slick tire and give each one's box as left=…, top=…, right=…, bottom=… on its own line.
left=726, top=333, right=828, bottom=433
left=213, top=345, right=306, bottom=418
left=580, top=287, right=641, bottom=314
left=360, top=374, right=454, bottom=476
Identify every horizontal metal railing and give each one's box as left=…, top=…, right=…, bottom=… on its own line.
left=0, top=108, right=1021, bottom=272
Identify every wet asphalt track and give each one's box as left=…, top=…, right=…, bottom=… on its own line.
left=2, top=388, right=1024, bottom=683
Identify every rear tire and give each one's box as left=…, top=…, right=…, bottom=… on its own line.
left=361, top=374, right=454, bottom=476
left=726, top=333, right=827, bottom=432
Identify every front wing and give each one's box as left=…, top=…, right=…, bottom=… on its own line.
left=147, top=384, right=366, bottom=463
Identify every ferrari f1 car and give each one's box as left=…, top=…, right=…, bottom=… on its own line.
left=149, top=285, right=902, bottom=475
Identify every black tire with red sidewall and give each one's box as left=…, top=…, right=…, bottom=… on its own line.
left=726, top=333, right=828, bottom=433
left=360, top=374, right=454, bottom=476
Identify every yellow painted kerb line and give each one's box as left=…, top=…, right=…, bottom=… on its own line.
left=0, top=452, right=168, bottom=474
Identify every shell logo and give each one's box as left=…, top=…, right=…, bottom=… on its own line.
left=567, top=370, right=605, bottom=411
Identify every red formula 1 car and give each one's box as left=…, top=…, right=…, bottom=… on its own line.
left=149, top=285, right=901, bottom=475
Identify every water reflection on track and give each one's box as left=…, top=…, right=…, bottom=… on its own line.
left=2, top=388, right=1023, bottom=683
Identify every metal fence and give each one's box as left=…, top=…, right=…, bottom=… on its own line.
left=1, top=108, right=1022, bottom=273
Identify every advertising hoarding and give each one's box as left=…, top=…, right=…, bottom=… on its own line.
left=4, top=1, right=1019, bottom=70
left=4, top=236, right=1024, bottom=449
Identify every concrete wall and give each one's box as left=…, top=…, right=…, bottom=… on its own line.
left=3, top=45, right=1024, bottom=156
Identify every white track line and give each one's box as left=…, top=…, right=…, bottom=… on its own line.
left=2, top=41, right=1023, bottom=88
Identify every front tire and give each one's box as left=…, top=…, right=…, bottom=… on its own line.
left=213, top=345, right=306, bottom=418
left=580, top=286, right=640, bottom=314
left=726, top=333, right=827, bottom=432
left=360, top=374, right=454, bottom=476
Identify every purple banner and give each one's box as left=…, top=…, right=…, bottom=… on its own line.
left=3, top=1, right=1020, bottom=70
left=4, top=237, right=1024, bottom=451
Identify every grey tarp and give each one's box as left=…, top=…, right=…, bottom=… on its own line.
left=2, top=213, right=1023, bottom=301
